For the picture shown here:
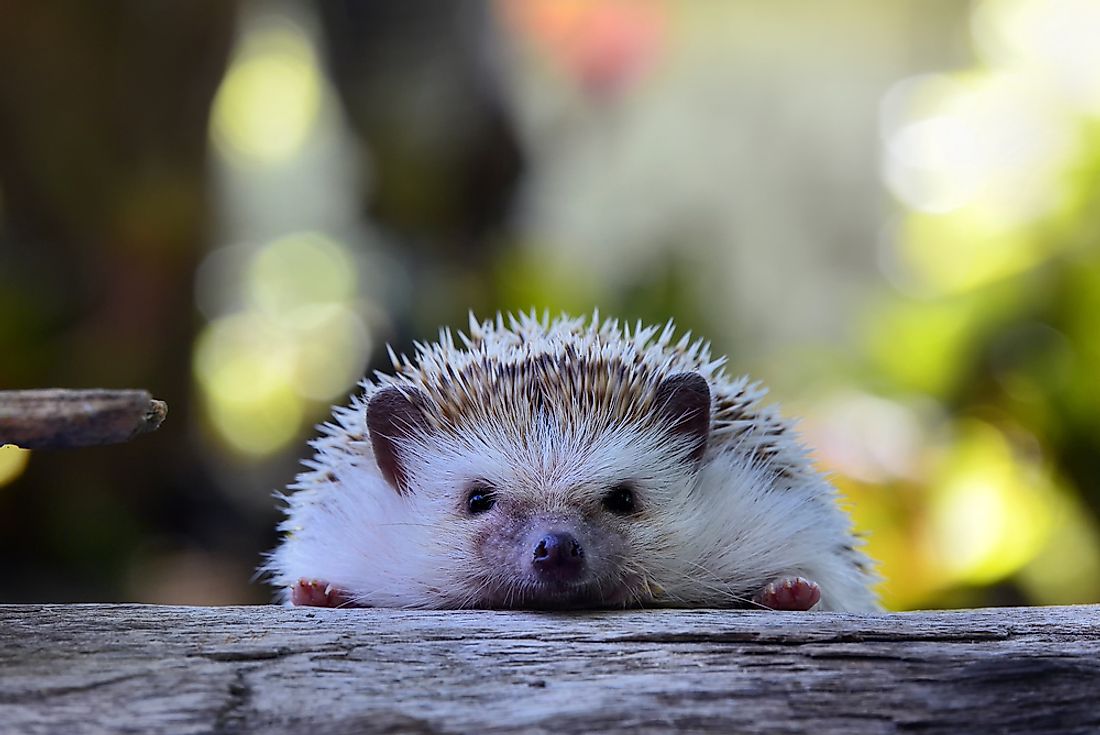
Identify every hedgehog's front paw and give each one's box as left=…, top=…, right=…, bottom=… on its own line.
left=753, top=576, right=821, bottom=611
left=291, top=579, right=353, bottom=607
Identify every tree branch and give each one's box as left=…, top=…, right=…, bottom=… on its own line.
left=0, top=389, right=167, bottom=449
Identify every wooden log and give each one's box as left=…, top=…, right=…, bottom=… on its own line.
left=1, top=604, right=1098, bottom=734
left=0, top=389, right=167, bottom=449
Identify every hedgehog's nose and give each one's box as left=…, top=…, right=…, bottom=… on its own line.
left=531, top=532, right=585, bottom=581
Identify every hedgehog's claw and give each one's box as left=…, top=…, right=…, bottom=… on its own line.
left=291, top=578, right=353, bottom=607
left=753, top=575, right=821, bottom=611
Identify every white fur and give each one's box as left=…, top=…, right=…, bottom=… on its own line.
left=264, top=312, right=879, bottom=611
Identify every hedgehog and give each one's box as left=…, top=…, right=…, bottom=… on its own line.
left=265, top=312, right=879, bottom=612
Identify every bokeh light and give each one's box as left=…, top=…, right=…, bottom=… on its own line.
left=499, top=0, right=667, bottom=96
left=194, top=311, right=304, bottom=456
left=805, top=390, right=924, bottom=485
left=0, top=445, right=30, bottom=488
left=210, top=17, right=322, bottom=166
left=973, top=0, right=1100, bottom=115
left=925, top=421, right=1054, bottom=586
left=883, top=73, right=1077, bottom=223
left=194, top=233, right=371, bottom=456
left=245, top=234, right=357, bottom=321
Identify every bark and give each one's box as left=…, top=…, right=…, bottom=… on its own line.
left=2, top=603, right=1098, bottom=734
left=0, top=390, right=166, bottom=449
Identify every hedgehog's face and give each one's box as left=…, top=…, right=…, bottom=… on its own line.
left=364, top=373, right=711, bottom=609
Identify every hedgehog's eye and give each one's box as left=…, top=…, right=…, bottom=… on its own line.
left=465, top=482, right=497, bottom=515
left=602, top=483, right=637, bottom=515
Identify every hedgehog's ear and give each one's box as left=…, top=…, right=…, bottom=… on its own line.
left=654, top=372, right=711, bottom=463
left=366, top=386, right=431, bottom=494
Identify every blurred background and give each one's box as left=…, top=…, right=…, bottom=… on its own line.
left=1, top=0, right=1098, bottom=610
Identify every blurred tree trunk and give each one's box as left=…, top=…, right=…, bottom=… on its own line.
left=0, top=1, right=239, bottom=601
left=312, top=0, right=524, bottom=337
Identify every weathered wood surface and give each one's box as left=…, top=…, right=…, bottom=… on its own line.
left=2, top=604, right=1098, bottom=735
left=0, top=389, right=166, bottom=449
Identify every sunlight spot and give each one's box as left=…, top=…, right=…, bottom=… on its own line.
left=245, top=232, right=357, bottom=323
left=194, top=312, right=302, bottom=456
left=192, top=233, right=373, bottom=455
left=927, top=421, right=1053, bottom=585
left=211, top=18, right=322, bottom=166
left=973, top=0, right=1100, bottom=114
left=804, top=391, right=924, bottom=484
left=0, top=445, right=30, bottom=488
left=882, top=72, right=1076, bottom=223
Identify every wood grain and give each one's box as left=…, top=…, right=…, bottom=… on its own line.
left=0, top=389, right=166, bottom=449
left=2, top=604, right=1098, bottom=734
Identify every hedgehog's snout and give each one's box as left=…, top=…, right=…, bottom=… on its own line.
left=530, top=531, right=585, bottom=582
